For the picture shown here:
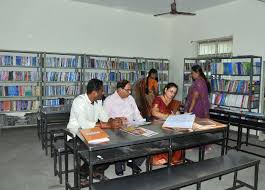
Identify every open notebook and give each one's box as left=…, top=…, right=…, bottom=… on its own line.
left=162, top=114, right=196, bottom=129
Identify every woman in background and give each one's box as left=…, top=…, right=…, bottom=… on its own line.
left=185, top=65, right=211, bottom=118
left=145, top=68, right=158, bottom=107
left=133, top=68, right=158, bottom=119
left=151, top=83, right=183, bottom=165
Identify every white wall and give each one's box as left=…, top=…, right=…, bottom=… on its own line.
left=169, top=0, right=265, bottom=102
left=1, top=0, right=265, bottom=103
left=0, top=0, right=170, bottom=58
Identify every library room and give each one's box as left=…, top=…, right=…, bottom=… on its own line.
left=0, top=0, right=265, bottom=190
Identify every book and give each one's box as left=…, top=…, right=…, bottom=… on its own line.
left=80, top=127, right=110, bottom=144
left=194, top=118, right=216, bottom=127
left=162, top=114, right=195, bottom=129
left=120, top=126, right=158, bottom=137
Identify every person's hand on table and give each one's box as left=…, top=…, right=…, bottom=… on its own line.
left=96, top=122, right=111, bottom=129
left=108, top=118, right=123, bottom=129
left=116, top=117, right=128, bottom=125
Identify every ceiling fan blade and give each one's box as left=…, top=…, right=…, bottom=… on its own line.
left=176, top=11, right=196, bottom=16
left=154, top=12, right=171, bottom=16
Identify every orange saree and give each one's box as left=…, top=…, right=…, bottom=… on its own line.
left=151, top=96, right=183, bottom=166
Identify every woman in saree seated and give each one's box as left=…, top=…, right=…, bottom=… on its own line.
left=151, top=82, right=183, bottom=166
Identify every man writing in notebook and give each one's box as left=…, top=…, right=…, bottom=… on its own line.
left=103, top=80, right=145, bottom=176
left=67, top=79, right=122, bottom=186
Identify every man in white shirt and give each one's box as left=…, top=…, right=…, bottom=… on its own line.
left=104, top=80, right=145, bottom=176
left=104, top=80, right=144, bottom=123
left=67, top=79, right=122, bottom=186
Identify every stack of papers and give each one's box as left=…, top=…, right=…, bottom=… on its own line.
left=162, top=114, right=196, bottom=129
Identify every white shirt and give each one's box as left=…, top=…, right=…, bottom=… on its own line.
left=67, top=93, right=109, bottom=136
left=103, top=91, right=143, bottom=123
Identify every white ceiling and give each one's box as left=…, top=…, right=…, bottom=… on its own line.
left=73, top=0, right=238, bottom=15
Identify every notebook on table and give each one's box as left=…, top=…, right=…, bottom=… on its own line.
left=162, top=114, right=196, bottom=129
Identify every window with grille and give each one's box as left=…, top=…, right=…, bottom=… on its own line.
left=197, top=37, right=233, bottom=57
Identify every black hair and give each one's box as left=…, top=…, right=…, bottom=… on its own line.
left=163, top=82, right=178, bottom=96
left=145, top=68, right=158, bottom=94
left=117, top=79, right=130, bottom=89
left=191, top=65, right=211, bottom=93
left=86, top=79, right=103, bottom=94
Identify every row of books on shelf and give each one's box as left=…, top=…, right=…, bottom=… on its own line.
left=211, top=62, right=261, bottom=75
left=0, top=100, right=40, bottom=112
left=0, top=86, right=40, bottom=97
left=0, top=55, right=38, bottom=67
left=44, top=72, right=81, bottom=82
left=84, top=72, right=108, bottom=82
left=158, top=73, right=169, bottom=81
left=42, top=99, right=73, bottom=107
left=118, top=61, right=137, bottom=70
left=44, top=85, right=81, bottom=96
left=109, top=72, right=117, bottom=81
left=103, top=84, right=115, bottom=95
left=83, top=71, right=168, bottom=83
left=210, top=93, right=258, bottom=109
left=145, top=61, right=169, bottom=71
left=183, top=73, right=192, bottom=84
left=84, top=58, right=108, bottom=69
left=137, top=63, right=146, bottom=71
left=117, top=72, right=138, bottom=82
left=45, top=56, right=81, bottom=68
left=211, top=79, right=260, bottom=94
left=0, top=71, right=39, bottom=81
left=84, top=59, right=166, bottom=71
left=184, top=61, right=209, bottom=72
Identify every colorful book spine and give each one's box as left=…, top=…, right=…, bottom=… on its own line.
left=158, top=73, right=168, bottom=81
left=46, top=56, right=81, bottom=68
left=118, top=61, right=136, bottom=70
left=84, top=72, right=108, bottom=82
left=211, top=93, right=255, bottom=109
left=210, top=79, right=258, bottom=94
left=84, top=57, right=108, bottom=69
left=0, top=100, right=39, bottom=111
left=16, top=56, right=38, bottom=67
left=212, top=62, right=252, bottom=75
left=0, top=86, right=39, bottom=97
left=44, top=72, right=80, bottom=82
left=44, top=85, right=81, bottom=96
left=0, top=71, right=39, bottom=81
left=43, top=99, right=73, bottom=107
left=117, top=72, right=138, bottom=82
left=0, top=55, right=13, bottom=66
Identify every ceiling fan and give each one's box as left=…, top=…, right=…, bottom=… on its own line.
left=154, top=0, right=196, bottom=17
